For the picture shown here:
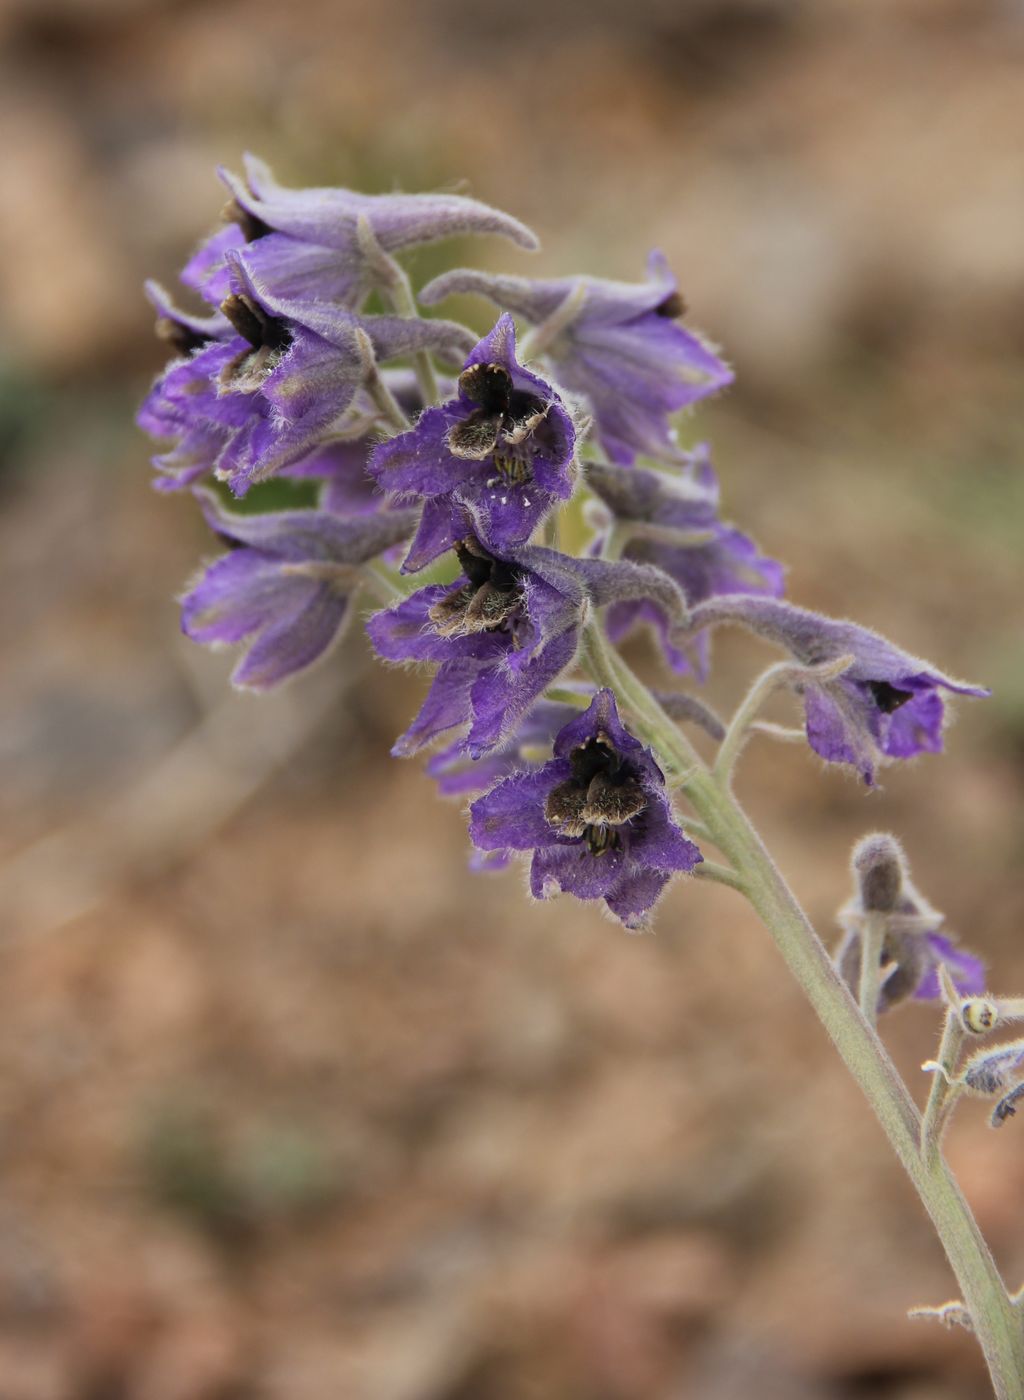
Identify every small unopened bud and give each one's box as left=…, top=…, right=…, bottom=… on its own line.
left=961, top=1038, right=1024, bottom=1096
left=852, top=833, right=905, bottom=913
left=961, top=998, right=998, bottom=1035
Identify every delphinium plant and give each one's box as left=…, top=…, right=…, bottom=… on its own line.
left=140, top=155, right=1024, bottom=1395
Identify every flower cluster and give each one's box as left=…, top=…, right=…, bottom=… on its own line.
left=141, top=156, right=987, bottom=928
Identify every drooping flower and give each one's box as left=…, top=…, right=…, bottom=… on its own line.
left=183, top=153, right=539, bottom=308
left=468, top=689, right=702, bottom=928
left=181, top=490, right=418, bottom=690
left=420, top=252, right=732, bottom=466
left=587, top=446, right=784, bottom=675
left=836, top=833, right=985, bottom=1011
left=140, top=254, right=475, bottom=495
left=686, top=595, right=988, bottom=785
left=366, top=521, right=688, bottom=758
left=368, top=315, right=577, bottom=570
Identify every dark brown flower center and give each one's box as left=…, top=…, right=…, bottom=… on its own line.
left=448, top=362, right=549, bottom=482
left=428, top=538, right=523, bottom=637
left=545, top=735, right=647, bottom=855
left=654, top=290, right=686, bottom=319
left=867, top=681, right=914, bottom=715
left=222, top=198, right=272, bottom=243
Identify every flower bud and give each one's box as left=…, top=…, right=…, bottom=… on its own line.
left=851, top=833, right=905, bottom=913
left=961, top=1038, right=1024, bottom=1096
left=961, top=998, right=998, bottom=1035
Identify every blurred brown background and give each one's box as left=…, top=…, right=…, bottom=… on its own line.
left=0, top=1, right=1023, bottom=1396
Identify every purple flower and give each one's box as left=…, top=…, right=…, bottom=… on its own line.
left=588, top=446, right=784, bottom=676
left=368, top=315, right=577, bottom=570
left=421, top=253, right=732, bottom=466
left=181, top=490, right=417, bottom=690
left=140, top=255, right=475, bottom=496
left=184, top=154, right=539, bottom=308
left=837, top=835, right=985, bottom=1011
left=688, top=596, right=988, bottom=785
left=367, top=525, right=688, bottom=758
left=468, top=689, right=702, bottom=928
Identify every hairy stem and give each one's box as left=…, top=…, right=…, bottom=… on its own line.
left=858, top=911, right=887, bottom=1030
left=921, top=1008, right=967, bottom=1164
left=355, top=214, right=440, bottom=407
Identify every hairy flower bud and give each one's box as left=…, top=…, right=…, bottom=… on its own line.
left=851, top=833, right=905, bottom=913
left=961, top=998, right=998, bottom=1035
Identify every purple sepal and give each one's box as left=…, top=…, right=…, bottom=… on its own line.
left=421, top=253, right=732, bottom=466
left=185, top=154, right=538, bottom=308
left=469, top=690, right=701, bottom=929
left=914, top=933, right=987, bottom=1003
left=181, top=491, right=417, bottom=690
left=688, top=595, right=988, bottom=786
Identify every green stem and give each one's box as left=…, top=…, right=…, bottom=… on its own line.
left=921, top=1008, right=966, bottom=1164
left=858, top=911, right=887, bottom=1030
left=693, top=860, right=748, bottom=894
left=578, top=632, right=1023, bottom=1395
left=355, top=214, right=440, bottom=407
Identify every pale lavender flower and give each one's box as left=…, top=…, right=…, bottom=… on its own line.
left=421, top=252, right=731, bottom=465
left=688, top=596, right=988, bottom=785
left=181, top=490, right=417, bottom=690
left=184, top=154, right=539, bottom=307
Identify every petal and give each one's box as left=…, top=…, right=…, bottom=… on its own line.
left=468, top=762, right=570, bottom=850
left=466, top=624, right=579, bottom=756
left=366, top=586, right=503, bottom=663
left=400, top=496, right=466, bottom=574
left=181, top=551, right=303, bottom=645
left=233, top=586, right=351, bottom=690
left=530, top=841, right=626, bottom=901
left=369, top=407, right=478, bottom=498
left=635, top=797, right=703, bottom=872
left=915, top=933, right=987, bottom=1001
left=392, top=658, right=480, bottom=755
left=802, top=682, right=878, bottom=785
left=882, top=689, right=945, bottom=759
left=603, top=867, right=673, bottom=929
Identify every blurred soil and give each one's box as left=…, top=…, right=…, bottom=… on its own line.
left=0, top=1, right=1023, bottom=1397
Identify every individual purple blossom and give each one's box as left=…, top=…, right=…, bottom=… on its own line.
left=468, top=689, right=702, bottom=928
left=140, top=254, right=475, bottom=496
left=420, top=252, right=732, bottom=466
left=368, top=315, right=577, bottom=570
left=687, top=595, right=988, bottom=785
left=836, top=834, right=985, bottom=1012
left=587, top=446, right=784, bottom=676
left=183, top=153, right=539, bottom=308
left=366, top=520, right=688, bottom=758
left=181, top=490, right=417, bottom=690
